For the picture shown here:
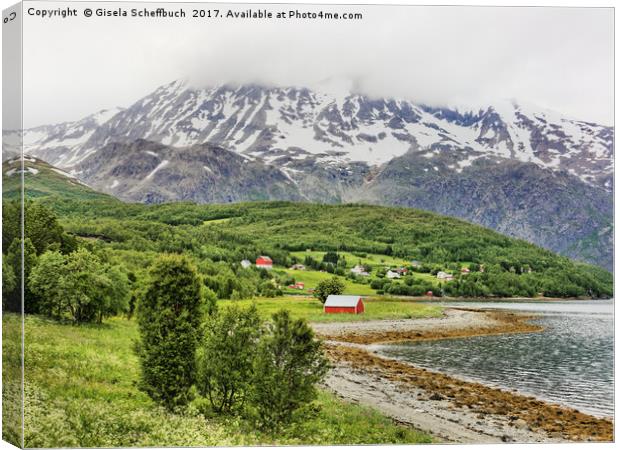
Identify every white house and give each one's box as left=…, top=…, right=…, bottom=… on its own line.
left=350, top=265, right=370, bottom=277
left=240, top=259, right=252, bottom=269
left=436, top=271, right=454, bottom=281
left=386, top=270, right=401, bottom=279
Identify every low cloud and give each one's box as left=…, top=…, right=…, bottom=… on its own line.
left=23, top=4, right=613, bottom=127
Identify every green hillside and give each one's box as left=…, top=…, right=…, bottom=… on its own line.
left=2, top=157, right=117, bottom=202
left=2, top=157, right=612, bottom=299
left=3, top=313, right=431, bottom=447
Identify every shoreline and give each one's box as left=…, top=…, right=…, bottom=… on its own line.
left=314, top=308, right=613, bottom=443
left=314, top=308, right=543, bottom=345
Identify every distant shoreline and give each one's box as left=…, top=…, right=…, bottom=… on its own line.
left=367, top=295, right=613, bottom=303
left=315, top=308, right=613, bottom=443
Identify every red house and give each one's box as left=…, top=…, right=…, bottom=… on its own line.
left=324, top=295, right=365, bottom=314
left=256, top=256, right=273, bottom=269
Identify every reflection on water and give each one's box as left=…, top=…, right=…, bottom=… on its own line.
left=378, top=300, right=614, bottom=418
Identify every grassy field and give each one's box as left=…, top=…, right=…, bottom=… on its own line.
left=2, top=315, right=22, bottom=447
left=7, top=313, right=433, bottom=447
left=203, top=218, right=232, bottom=226
left=290, top=250, right=411, bottom=268
left=280, top=268, right=377, bottom=295
left=221, top=296, right=443, bottom=323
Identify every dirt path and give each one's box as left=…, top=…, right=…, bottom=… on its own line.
left=313, top=308, right=613, bottom=443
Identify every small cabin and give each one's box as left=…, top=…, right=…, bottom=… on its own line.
left=436, top=271, right=454, bottom=281
left=324, top=295, right=365, bottom=314
left=350, top=265, right=370, bottom=277
left=256, top=256, right=273, bottom=269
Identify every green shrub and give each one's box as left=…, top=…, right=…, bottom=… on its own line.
left=29, top=248, right=130, bottom=323
left=135, top=254, right=205, bottom=410
left=197, top=304, right=261, bottom=413
left=249, top=310, right=329, bottom=430
left=313, top=277, right=345, bottom=304
left=2, top=257, right=17, bottom=307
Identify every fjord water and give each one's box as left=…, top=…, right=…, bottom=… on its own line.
left=378, top=300, right=614, bottom=417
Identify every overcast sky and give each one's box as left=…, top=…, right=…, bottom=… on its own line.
left=22, top=3, right=613, bottom=127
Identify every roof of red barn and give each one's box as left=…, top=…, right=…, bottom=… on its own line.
left=324, top=295, right=362, bottom=308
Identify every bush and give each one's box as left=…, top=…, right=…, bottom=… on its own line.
left=370, top=278, right=390, bottom=290
left=322, top=251, right=339, bottom=264
left=2, top=258, right=17, bottom=308
left=197, top=304, right=261, bottom=413
left=135, top=254, right=205, bottom=410
left=313, top=277, right=345, bottom=304
left=249, top=310, right=328, bottom=430
left=28, top=251, right=66, bottom=319
left=3, top=200, right=65, bottom=256
left=29, top=248, right=130, bottom=323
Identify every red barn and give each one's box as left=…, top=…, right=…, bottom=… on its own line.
left=256, top=256, right=273, bottom=269
left=324, top=295, right=365, bottom=314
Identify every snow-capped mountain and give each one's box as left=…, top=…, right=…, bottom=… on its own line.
left=8, top=80, right=613, bottom=190
left=3, top=80, right=613, bottom=269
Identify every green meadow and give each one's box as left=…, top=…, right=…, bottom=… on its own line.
left=5, top=313, right=433, bottom=447
left=280, top=268, right=377, bottom=295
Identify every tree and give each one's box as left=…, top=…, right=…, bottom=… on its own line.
left=3, top=201, right=65, bottom=256
left=135, top=254, right=205, bottom=410
left=6, top=238, right=38, bottom=313
left=99, top=264, right=131, bottom=323
left=28, top=248, right=130, bottom=322
left=196, top=304, right=261, bottom=413
left=62, top=249, right=112, bottom=323
left=249, top=310, right=329, bottom=429
left=313, top=276, right=345, bottom=303
left=2, top=258, right=17, bottom=309
left=126, top=272, right=139, bottom=319
left=28, top=251, right=67, bottom=319
left=2, top=200, right=21, bottom=253
left=322, top=251, right=339, bottom=264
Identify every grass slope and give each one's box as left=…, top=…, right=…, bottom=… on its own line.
left=280, top=268, right=377, bottom=295
left=5, top=314, right=432, bottom=447
left=2, top=158, right=117, bottom=202
left=290, top=250, right=411, bottom=268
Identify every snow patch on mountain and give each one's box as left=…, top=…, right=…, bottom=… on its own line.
left=145, top=160, right=169, bottom=180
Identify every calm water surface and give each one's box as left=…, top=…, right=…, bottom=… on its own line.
left=378, top=300, right=614, bottom=417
